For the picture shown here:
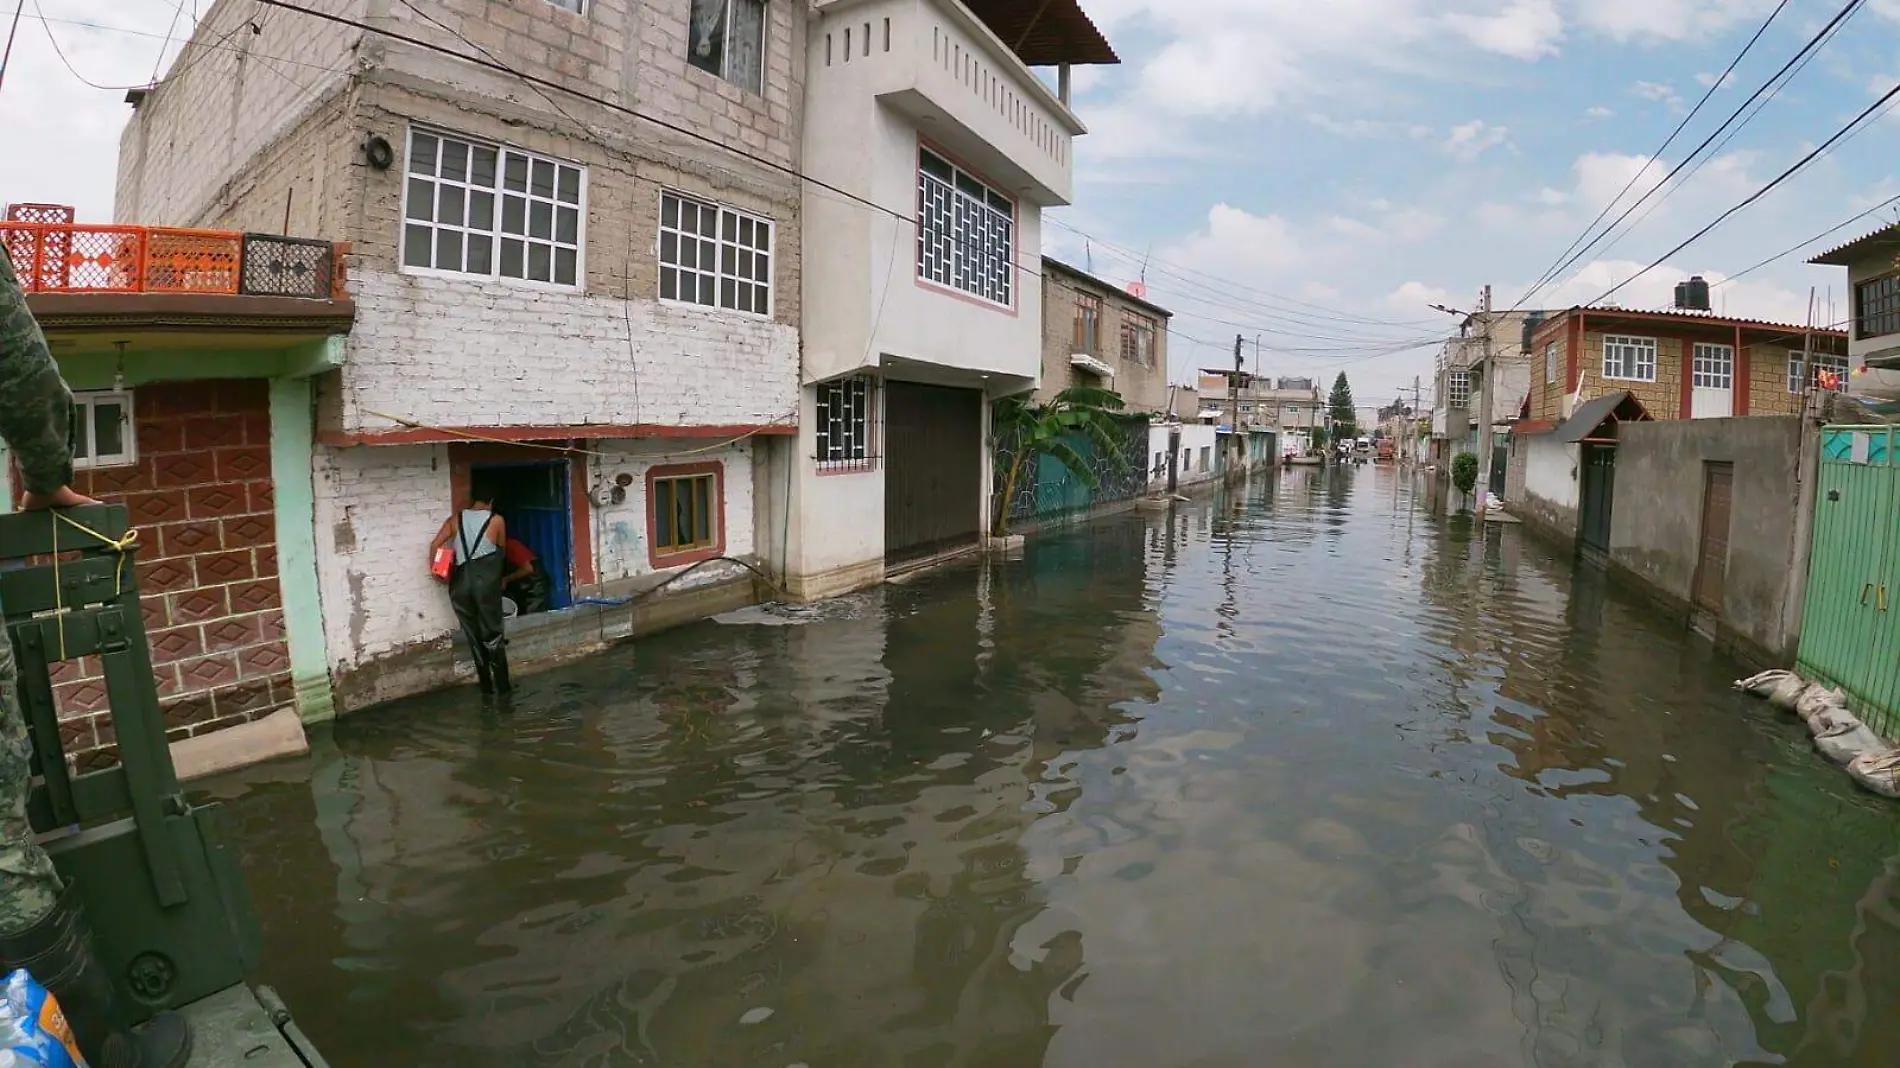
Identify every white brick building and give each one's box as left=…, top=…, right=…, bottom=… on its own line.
left=784, top=0, right=1120, bottom=597
left=117, top=0, right=806, bottom=709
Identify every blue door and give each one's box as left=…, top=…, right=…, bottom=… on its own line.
left=475, top=460, right=574, bottom=610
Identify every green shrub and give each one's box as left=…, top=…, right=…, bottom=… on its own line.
left=1452, top=452, right=1479, bottom=499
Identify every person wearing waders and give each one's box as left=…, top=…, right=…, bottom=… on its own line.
left=431, top=483, right=512, bottom=693
left=0, top=247, right=193, bottom=1066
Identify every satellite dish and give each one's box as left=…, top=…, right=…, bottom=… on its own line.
left=1127, top=281, right=1147, bottom=299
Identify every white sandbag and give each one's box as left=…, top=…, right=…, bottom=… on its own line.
left=1734, top=669, right=1795, bottom=695
left=1764, top=675, right=1810, bottom=713
left=1848, top=749, right=1900, bottom=799
left=1812, top=710, right=1888, bottom=766
left=1794, top=684, right=1849, bottom=724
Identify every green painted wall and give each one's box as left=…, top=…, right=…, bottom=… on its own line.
left=269, top=376, right=336, bottom=724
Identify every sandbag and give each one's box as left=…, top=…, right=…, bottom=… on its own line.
left=1734, top=669, right=1795, bottom=695
left=1764, top=675, right=1810, bottom=713
left=1848, top=749, right=1900, bottom=799
left=1812, top=710, right=1888, bottom=766
left=1794, top=684, right=1849, bottom=724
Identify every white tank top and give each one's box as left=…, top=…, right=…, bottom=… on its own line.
left=454, top=509, right=499, bottom=564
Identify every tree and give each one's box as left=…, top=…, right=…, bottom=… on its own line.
left=1452, top=452, right=1479, bottom=508
left=990, top=386, right=1130, bottom=537
left=1329, top=373, right=1357, bottom=440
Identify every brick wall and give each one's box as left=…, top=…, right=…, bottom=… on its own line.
left=50, top=381, right=293, bottom=768
left=116, top=0, right=364, bottom=224
left=588, top=441, right=755, bottom=582
left=1578, top=331, right=1682, bottom=419
left=1038, top=269, right=1170, bottom=414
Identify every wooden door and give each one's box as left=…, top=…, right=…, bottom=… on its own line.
left=1578, top=445, right=1615, bottom=555
left=1692, top=462, right=1733, bottom=612
left=884, top=381, right=983, bottom=565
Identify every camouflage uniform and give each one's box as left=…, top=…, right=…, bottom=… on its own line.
left=0, top=246, right=77, bottom=936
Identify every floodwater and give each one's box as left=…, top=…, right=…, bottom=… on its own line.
left=203, top=465, right=1900, bottom=1067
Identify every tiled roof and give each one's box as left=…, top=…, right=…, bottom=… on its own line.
left=1809, top=221, right=1900, bottom=266
left=1554, top=305, right=1848, bottom=338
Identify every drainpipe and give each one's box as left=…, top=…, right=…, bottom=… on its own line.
left=1167, top=423, right=1180, bottom=493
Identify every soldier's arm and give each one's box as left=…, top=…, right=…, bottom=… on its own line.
left=0, top=247, right=77, bottom=497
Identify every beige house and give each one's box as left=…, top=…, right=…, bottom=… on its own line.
left=1038, top=257, right=1171, bottom=413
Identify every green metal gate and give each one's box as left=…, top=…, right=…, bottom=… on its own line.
left=1796, top=425, right=1900, bottom=737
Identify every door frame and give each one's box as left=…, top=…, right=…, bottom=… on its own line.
left=1691, top=460, right=1734, bottom=616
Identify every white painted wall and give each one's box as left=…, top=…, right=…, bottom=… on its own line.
left=1520, top=435, right=1579, bottom=511
left=339, top=270, right=799, bottom=434
left=1146, top=423, right=1219, bottom=490
left=584, top=441, right=756, bottom=584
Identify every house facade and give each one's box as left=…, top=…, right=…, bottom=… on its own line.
left=786, top=0, right=1118, bottom=597
left=1429, top=309, right=1542, bottom=494
left=1195, top=372, right=1322, bottom=455
left=1, top=207, right=350, bottom=765
left=1037, top=257, right=1170, bottom=414
left=116, top=0, right=805, bottom=710
left=1508, top=305, right=1847, bottom=553
left=1808, top=221, right=1900, bottom=395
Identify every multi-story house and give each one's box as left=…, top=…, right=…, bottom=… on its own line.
left=1037, top=257, right=1171, bottom=414
left=785, top=0, right=1118, bottom=595
left=1809, top=222, right=1900, bottom=395
left=1194, top=372, right=1322, bottom=452
left=1429, top=308, right=1543, bottom=494
left=1509, top=289, right=1848, bottom=553
left=116, top=0, right=805, bottom=710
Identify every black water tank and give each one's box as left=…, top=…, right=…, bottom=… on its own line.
left=1521, top=311, right=1546, bottom=351
left=1674, top=276, right=1711, bottom=311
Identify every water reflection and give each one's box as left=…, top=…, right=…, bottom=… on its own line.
left=199, top=465, right=1900, bottom=1067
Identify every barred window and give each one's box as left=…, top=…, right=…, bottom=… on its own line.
left=402, top=129, right=584, bottom=287
left=1602, top=335, right=1657, bottom=382
left=815, top=376, right=876, bottom=471
left=1122, top=313, right=1157, bottom=368
left=1788, top=350, right=1850, bottom=393
left=1446, top=371, right=1471, bottom=408
left=659, top=192, right=772, bottom=315
left=916, top=148, right=1013, bottom=307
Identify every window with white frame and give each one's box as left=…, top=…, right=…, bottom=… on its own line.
left=1789, top=349, right=1850, bottom=392
left=687, top=0, right=766, bottom=94
left=70, top=390, right=135, bottom=470
left=403, top=129, right=584, bottom=287
left=544, top=0, right=583, bottom=12
left=1545, top=342, right=1558, bottom=384
left=916, top=148, right=1013, bottom=307
left=815, top=376, right=876, bottom=471
left=1602, top=335, right=1657, bottom=382
left=1446, top=371, right=1472, bottom=408
left=1691, top=343, right=1733, bottom=390
left=659, top=192, right=772, bottom=314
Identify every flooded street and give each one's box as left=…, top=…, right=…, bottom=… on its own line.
left=202, top=465, right=1900, bottom=1067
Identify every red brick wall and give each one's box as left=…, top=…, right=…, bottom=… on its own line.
left=48, top=380, right=293, bottom=769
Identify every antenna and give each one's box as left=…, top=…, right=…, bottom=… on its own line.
left=1084, top=239, right=1092, bottom=275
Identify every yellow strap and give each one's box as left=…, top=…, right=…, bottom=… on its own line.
left=48, top=512, right=140, bottom=663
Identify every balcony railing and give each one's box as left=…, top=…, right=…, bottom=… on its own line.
left=1, top=223, right=341, bottom=300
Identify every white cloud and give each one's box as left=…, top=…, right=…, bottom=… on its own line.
left=1443, top=0, right=1565, bottom=60
left=1161, top=205, right=1304, bottom=281
left=1585, top=106, right=1614, bottom=119
left=1534, top=187, right=1570, bottom=206
left=1387, top=281, right=1454, bottom=314
left=1443, top=120, right=1512, bottom=161
left=1514, top=260, right=1811, bottom=323
left=1695, top=70, right=1731, bottom=89
left=1630, top=80, right=1685, bottom=112
left=1577, top=0, right=1782, bottom=43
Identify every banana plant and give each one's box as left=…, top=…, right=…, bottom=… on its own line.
left=990, top=385, right=1130, bottom=537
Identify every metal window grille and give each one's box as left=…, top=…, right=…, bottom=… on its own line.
left=1691, top=343, right=1733, bottom=389
left=815, top=376, right=878, bottom=471
left=1545, top=342, right=1557, bottom=384
left=240, top=234, right=334, bottom=298
left=1073, top=294, right=1100, bottom=353
left=402, top=128, right=584, bottom=287
left=1788, top=350, right=1849, bottom=393
left=1446, top=371, right=1471, bottom=408
left=916, top=149, right=1012, bottom=306
left=1856, top=275, right=1900, bottom=339
left=70, top=390, right=136, bottom=471
left=659, top=192, right=772, bottom=314
left=1602, top=335, right=1657, bottom=382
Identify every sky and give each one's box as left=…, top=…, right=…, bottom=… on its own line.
left=4, top=0, right=1899, bottom=408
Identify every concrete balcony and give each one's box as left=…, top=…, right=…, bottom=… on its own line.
left=810, top=0, right=1082, bottom=206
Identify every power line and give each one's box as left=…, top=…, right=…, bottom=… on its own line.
left=1511, top=0, right=1795, bottom=309
left=1514, top=0, right=1866, bottom=310
left=1589, top=77, right=1900, bottom=307
left=1714, top=192, right=1900, bottom=288
left=15, top=12, right=347, bottom=74
left=148, top=0, right=190, bottom=85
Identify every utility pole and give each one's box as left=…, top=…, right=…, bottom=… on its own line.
left=1410, top=375, right=1422, bottom=467
left=1229, top=334, right=1243, bottom=475
left=1475, top=285, right=1495, bottom=518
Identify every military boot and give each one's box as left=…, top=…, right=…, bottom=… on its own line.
left=0, top=885, right=192, bottom=1068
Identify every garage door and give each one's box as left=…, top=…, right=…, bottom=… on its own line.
left=885, top=381, right=982, bottom=566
